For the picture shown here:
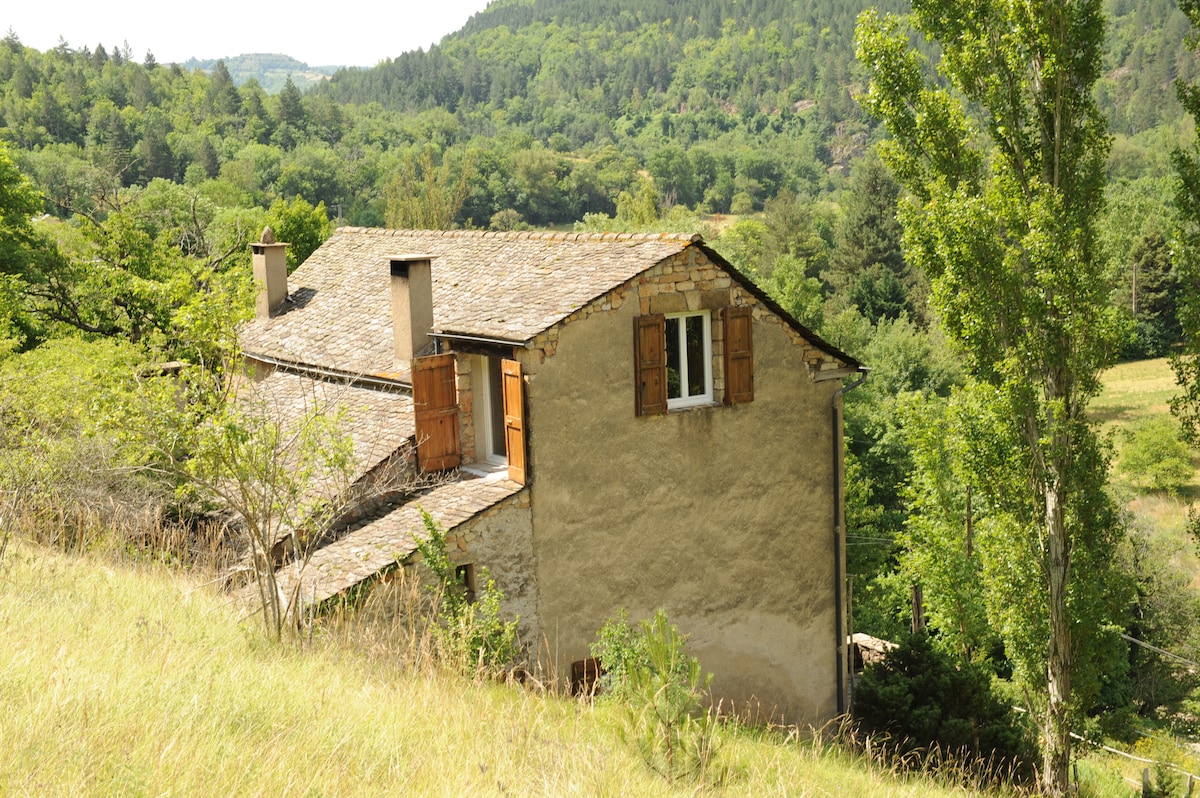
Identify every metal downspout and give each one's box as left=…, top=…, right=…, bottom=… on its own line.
left=832, top=369, right=868, bottom=716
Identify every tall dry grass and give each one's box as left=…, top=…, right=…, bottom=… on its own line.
left=0, top=542, right=1009, bottom=797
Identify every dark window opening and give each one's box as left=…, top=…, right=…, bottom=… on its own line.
left=571, top=657, right=603, bottom=697
left=455, top=563, right=477, bottom=604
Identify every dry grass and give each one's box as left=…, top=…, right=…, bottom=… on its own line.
left=1093, top=358, right=1200, bottom=547
left=1091, top=357, right=1180, bottom=429
left=0, top=542, right=1007, bottom=797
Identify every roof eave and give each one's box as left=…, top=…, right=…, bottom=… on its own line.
left=693, top=242, right=864, bottom=370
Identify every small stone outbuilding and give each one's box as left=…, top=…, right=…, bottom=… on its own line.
left=240, top=227, right=865, bottom=725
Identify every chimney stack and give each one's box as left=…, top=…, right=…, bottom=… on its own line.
left=252, top=227, right=289, bottom=319
left=389, top=256, right=434, bottom=363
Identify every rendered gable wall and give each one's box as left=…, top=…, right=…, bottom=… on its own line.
left=514, top=245, right=845, bottom=725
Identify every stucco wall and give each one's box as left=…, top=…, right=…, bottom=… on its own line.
left=517, top=246, right=846, bottom=725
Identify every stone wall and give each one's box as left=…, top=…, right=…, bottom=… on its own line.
left=443, top=490, right=539, bottom=648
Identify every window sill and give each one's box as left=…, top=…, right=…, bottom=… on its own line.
left=667, top=400, right=722, bottom=414
left=462, top=462, right=510, bottom=480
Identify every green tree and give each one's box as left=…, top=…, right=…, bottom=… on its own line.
left=825, top=154, right=915, bottom=325
left=384, top=146, right=474, bottom=230
left=1170, top=0, right=1200, bottom=453
left=1114, top=231, right=1180, bottom=359
left=853, top=632, right=1035, bottom=780
left=857, top=2, right=1126, bottom=793
left=263, top=196, right=332, bottom=272
left=0, top=140, right=42, bottom=278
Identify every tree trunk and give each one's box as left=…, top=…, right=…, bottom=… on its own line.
left=1044, top=479, right=1072, bottom=796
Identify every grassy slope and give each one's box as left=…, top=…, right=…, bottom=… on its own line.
left=0, top=544, right=985, bottom=797
left=1091, top=357, right=1200, bottom=587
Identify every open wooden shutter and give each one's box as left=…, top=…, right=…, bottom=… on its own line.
left=634, top=314, right=667, bottom=416
left=501, top=358, right=527, bottom=484
left=412, top=353, right=461, bottom=472
left=723, top=306, right=754, bottom=404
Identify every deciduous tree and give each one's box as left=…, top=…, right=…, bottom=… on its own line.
left=857, top=3, right=1126, bottom=793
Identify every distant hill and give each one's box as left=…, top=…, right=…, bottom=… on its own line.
left=320, top=0, right=1198, bottom=137
left=181, top=53, right=340, bottom=93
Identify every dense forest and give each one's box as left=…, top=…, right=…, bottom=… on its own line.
left=4, top=0, right=1200, bottom=785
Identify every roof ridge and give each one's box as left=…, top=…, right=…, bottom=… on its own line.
left=334, top=226, right=702, bottom=244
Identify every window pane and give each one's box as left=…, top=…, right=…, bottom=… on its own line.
left=685, top=315, right=705, bottom=397
left=665, top=317, right=681, bottom=399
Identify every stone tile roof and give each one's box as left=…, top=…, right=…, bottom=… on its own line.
left=277, top=476, right=524, bottom=605
left=241, top=228, right=701, bottom=376
left=244, top=369, right=414, bottom=498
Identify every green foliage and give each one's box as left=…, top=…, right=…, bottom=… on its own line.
left=842, top=315, right=964, bottom=643
left=589, top=609, right=651, bottom=697
left=1119, top=521, right=1200, bottom=729
left=590, top=609, right=719, bottom=785
left=893, top=393, right=993, bottom=662
left=858, top=1, right=1128, bottom=791
left=1112, top=231, right=1181, bottom=360
left=1171, top=0, right=1200, bottom=457
left=852, top=632, right=1036, bottom=781
left=262, top=196, right=332, bottom=272
left=1118, top=419, right=1195, bottom=494
left=824, top=154, right=917, bottom=325
left=384, top=147, right=474, bottom=230
left=0, top=337, right=172, bottom=551
left=413, top=510, right=518, bottom=674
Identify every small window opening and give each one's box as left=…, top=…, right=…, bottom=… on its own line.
left=665, top=312, right=712, bottom=408
left=571, top=657, right=603, bottom=697
left=455, top=563, right=477, bottom=604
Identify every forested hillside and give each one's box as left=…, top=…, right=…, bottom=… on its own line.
left=182, top=54, right=338, bottom=93
left=4, top=0, right=1200, bottom=784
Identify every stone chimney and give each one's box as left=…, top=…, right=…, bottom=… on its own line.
left=252, top=227, right=289, bottom=319
left=389, top=256, right=434, bottom=363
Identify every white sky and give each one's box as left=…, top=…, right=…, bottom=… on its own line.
left=3, top=0, right=495, bottom=68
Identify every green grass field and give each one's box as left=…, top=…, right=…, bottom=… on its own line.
left=1091, top=357, right=1180, bottom=428
left=0, top=542, right=1010, bottom=797
left=1093, top=357, right=1200, bottom=587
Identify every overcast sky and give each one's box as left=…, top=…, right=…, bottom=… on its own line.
left=4, top=0, right=495, bottom=68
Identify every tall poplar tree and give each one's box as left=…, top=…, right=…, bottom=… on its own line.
left=1170, top=0, right=1200, bottom=445
left=857, top=3, right=1125, bottom=794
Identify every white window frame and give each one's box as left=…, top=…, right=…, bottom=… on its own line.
left=665, top=311, right=713, bottom=409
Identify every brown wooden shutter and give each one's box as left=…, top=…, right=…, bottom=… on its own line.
left=501, top=358, right=527, bottom=485
left=723, top=305, right=754, bottom=404
left=634, top=314, right=667, bottom=416
left=412, top=353, right=461, bottom=472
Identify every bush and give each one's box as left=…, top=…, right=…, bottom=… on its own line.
left=591, top=609, right=720, bottom=784
left=1118, top=419, right=1195, bottom=494
left=852, top=632, right=1035, bottom=782
left=413, top=510, right=518, bottom=675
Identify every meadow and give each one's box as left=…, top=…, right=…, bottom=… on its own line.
left=0, top=542, right=997, bottom=797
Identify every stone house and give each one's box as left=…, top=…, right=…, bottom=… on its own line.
left=239, top=227, right=866, bottom=725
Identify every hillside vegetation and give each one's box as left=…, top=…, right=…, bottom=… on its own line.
left=3, top=0, right=1200, bottom=789
left=0, top=542, right=992, bottom=797
left=182, top=54, right=338, bottom=94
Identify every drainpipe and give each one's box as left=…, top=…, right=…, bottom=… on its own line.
left=832, top=368, right=868, bottom=716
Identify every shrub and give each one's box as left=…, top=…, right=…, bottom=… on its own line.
left=1118, top=419, right=1194, bottom=494
left=413, top=510, right=518, bottom=675
left=852, top=632, right=1035, bottom=783
left=591, top=609, right=720, bottom=784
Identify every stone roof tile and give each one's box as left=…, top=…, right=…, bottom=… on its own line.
left=277, top=476, right=524, bottom=605
left=242, top=228, right=697, bottom=374
left=245, top=370, right=414, bottom=499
